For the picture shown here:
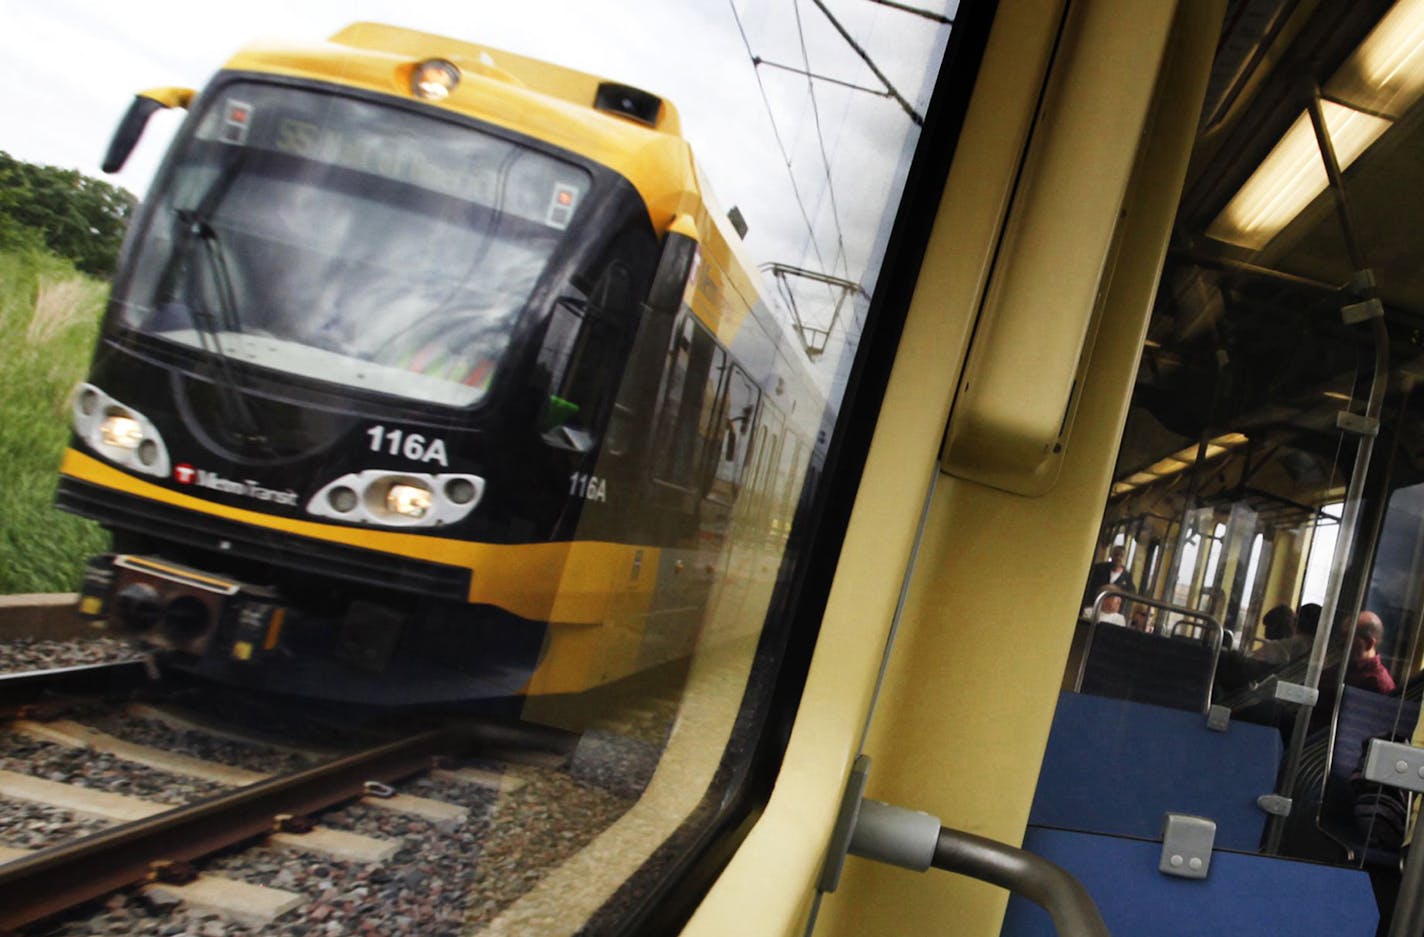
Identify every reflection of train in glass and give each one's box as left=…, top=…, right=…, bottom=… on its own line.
left=58, top=23, right=824, bottom=705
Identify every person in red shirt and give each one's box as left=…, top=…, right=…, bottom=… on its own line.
left=1309, top=611, right=1396, bottom=732
left=1343, top=611, right=1395, bottom=695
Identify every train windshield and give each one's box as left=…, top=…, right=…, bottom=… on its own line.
left=113, top=81, right=593, bottom=407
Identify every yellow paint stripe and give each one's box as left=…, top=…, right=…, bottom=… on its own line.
left=118, top=555, right=239, bottom=590
left=61, top=449, right=659, bottom=624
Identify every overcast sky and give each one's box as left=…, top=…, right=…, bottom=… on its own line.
left=0, top=0, right=954, bottom=374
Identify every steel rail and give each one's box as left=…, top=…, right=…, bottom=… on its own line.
left=0, top=726, right=469, bottom=929
left=0, top=658, right=160, bottom=713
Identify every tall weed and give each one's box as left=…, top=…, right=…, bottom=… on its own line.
left=0, top=248, right=110, bottom=593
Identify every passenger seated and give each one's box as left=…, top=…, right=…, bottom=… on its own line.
left=1313, top=611, right=1396, bottom=730
left=1216, top=605, right=1320, bottom=706
left=1251, top=604, right=1310, bottom=665
left=1334, top=612, right=1396, bottom=695
left=1091, top=594, right=1128, bottom=628
left=1128, top=605, right=1152, bottom=633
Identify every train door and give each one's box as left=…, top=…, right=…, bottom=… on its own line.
left=535, top=223, right=656, bottom=540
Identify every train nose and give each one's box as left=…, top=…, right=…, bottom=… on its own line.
left=113, top=582, right=163, bottom=633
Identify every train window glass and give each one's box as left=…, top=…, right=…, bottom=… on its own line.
left=775, top=437, right=806, bottom=541
left=695, top=348, right=732, bottom=491
left=1200, top=522, right=1225, bottom=611
left=1170, top=528, right=1201, bottom=607
left=734, top=421, right=772, bottom=532
left=707, top=365, right=759, bottom=505
left=751, top=406, right=786, bottom=529
left=651, top=316, right=723, bottom=489
left=1144, top=541, right=1161, bottom=600
left=1238, top=533, right=1266, bottom=645
left=1366, top=484, right=1424, bottom=676
left=52, top=5, right=972, bottom=934
left=1299, top=502, right=1343, bottom=606
left=114, top=82, right=599, bottom=408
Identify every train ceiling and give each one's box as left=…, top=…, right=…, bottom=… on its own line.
left=1111, top=0, right=1424, bottom=516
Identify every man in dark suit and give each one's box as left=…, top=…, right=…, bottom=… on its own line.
left=1081, top=545, right=1136, bottom=619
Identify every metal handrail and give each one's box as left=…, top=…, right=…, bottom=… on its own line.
left=1074, top=590, right=1224, bottom=714
left=833, top=785, right=1111, bottom=937
left=930, top=823, right=1111, bottom=937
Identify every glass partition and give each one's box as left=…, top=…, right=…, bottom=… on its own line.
left=1056, top=1, right=1424, bottom=931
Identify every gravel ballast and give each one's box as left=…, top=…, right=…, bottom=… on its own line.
left=0, top=636, right=678, bottom=936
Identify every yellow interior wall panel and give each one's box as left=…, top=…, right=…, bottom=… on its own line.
left=680, top=1, right=1067, bottom=933
left=817, top=1, right=1223, bottom=935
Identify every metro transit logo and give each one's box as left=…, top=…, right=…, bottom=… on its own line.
left=169, top=462, right=298, bottom=506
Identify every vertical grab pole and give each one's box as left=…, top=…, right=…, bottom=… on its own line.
left=1263, top=82, right=1390, bottom=855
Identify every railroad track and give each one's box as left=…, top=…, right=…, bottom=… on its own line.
left=0, top=658, right=679, bottom=935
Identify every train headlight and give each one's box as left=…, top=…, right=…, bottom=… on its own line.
left=307, top=471, right=484, bottom=528
left=72, top=384, right=172, bottom=479
left=386, top=482, right=432, bottom=518
left=101, top=414, right=144, bottom=449
left=411, top=59, right=460, bottom=100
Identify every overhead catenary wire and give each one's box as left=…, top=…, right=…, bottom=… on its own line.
left=809, top=0, right=925, bottom=126
left=861, top=0, right=955, bottom=25
left=793, top=0, right=854, bottom=283
left=728, top=0, right=837, bottom=281
left=728, top=0, right=946, bottom=347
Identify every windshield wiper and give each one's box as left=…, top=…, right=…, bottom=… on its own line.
left=173, top=211, right=267, bottom=449
left=178, top=210, right=243, bottom=336
left=152, top=151, right=267, bottom=450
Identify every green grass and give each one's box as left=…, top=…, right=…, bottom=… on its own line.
left=0, top=247, right=111, bottom=593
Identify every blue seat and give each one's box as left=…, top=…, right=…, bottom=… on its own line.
left=1001, top=827, right=1378, bottom=937
left=1308, top=686, right=1420, bottom=864
left=1078, top=625, right=1215, bottom=712
left=1031, top=691, right=1280, bottom=851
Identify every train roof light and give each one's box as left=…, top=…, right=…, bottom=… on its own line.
left=411, top=59, right=461, bottom=100
left=1209, top=0, right=1424, bottom=250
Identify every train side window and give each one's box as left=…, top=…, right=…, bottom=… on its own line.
left=706, top=365, right=759, bottom=504
left=733, top=421, right=770, bottom=532
left=773, top=437, right=805, bottom=541
left=651, top=316, right=722, bottom=489
left=744, top=405, right=785, bottom=535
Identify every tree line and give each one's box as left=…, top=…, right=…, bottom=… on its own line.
left=0, top=151, right=135, bottom=278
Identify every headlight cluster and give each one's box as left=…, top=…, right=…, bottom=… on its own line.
left=307, top=470, right=485, bottom=528
left=73, top=384, right=171, bottom=478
